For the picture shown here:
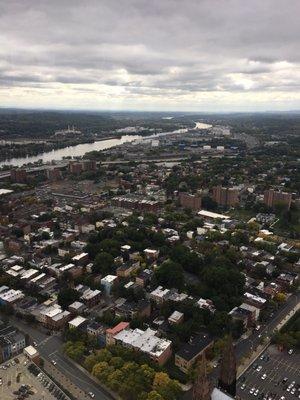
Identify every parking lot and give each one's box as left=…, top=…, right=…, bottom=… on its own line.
left=0, top=355, right=70, bottom=400
left=237, top=345, right=300, bottom=400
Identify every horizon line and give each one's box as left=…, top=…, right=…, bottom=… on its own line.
left=1, top=106, right=300, bottom=115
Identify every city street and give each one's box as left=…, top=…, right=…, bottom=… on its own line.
left=8, top=317, right=113, bottom=400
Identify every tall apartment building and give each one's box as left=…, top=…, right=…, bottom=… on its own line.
left=82, top=160, right=97, bottom=171
left=264, top=189, right=292, bottom=210
left=69, top=160, right=96, bottom=175
left=179, top=192, right=202, bottom=210
left=10, top=169, right=27, bottom=183
left=69, top=161, right=83, bottom=175
left=46, top=168, right=62, bottom=181
left=212, top=186, right=239, bottom=207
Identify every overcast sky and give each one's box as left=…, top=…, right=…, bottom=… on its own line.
left=1, top=0, right=299, bottom=111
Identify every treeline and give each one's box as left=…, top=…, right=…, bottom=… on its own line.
left=273, top=310, right=300, bottom=349
left=0, top=110, right=185, bottom=139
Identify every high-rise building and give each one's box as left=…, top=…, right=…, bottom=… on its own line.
left=179, top=192, right=202, bottom=210
left=193, top=355, right=212, bottom=400
left=46, top=168, right=62, bottom=181
left=69, top=161, right=83, bottom=175
left=10, top=169, right=27, bottom=183
left=264, top=189, right=292, bottom=210
left=82, top=160, right=97, bottom=171
left=212, top=186, right=239, bottom=207
left=218, top=336, right=237, bottom=397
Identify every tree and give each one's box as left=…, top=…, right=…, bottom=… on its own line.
left=155, top=260, right=184, bottom=290
left=110, top=356, right=124, bottom=369
left=41, top=231, right=51, bottom=240
left=57, top=288, right=79, bottom=309
left=64, top=341, right=85, bottom=362
left=170, top=245, right=204, bottom=275
left=99, top=239, right=120, bottom=257
left=146, top=391, right=164, bottom=400
left=275, top=292, right=286, bottom=303
left=153, top=372, right=181, bottom=400
left=208, top=312, right=231, bottom=336
left=92, top=361, right=115, bottom=383
left=93, top=251, right=114, bottom=275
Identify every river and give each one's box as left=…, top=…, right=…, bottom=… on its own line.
left=0, top=135, right=142, bottom=168
left=0, top=121, right=211, bottom=168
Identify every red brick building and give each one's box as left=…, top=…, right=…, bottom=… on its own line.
left=264, top=189, right=292, bottom=210
left=212, top=186, right=239, bottom=207
left=179, top=192, right=202, bottom=210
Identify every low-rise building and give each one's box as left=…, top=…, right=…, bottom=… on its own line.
left=168, top=311, right=184, bottom=325
left=106, top=322, right=129, bottom=346
left=80, top=288, right=101, bottom=308
left=150, top=286, right=170, bottom=304
left=117, top=261, right=140, bottom=278
left=0, top=288, right=25, bottom=306
left=68, top=316, right=87, bottom=330
left=113, top=327, right=172, bottom=365
left=0, top=323, right=26, bottom=362
left=135, top=269, right=154, bottom=287
left=101, top=275, right=118, bottom=295
left=68, top=301, right=86, bottom=315
left=115, top=299, right=151, bottom=320
left=87, top=322, right=107, bottom=348
left=175, top=333, right=214, bottom=373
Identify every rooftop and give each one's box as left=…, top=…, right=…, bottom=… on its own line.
left=176, top=333, right=213, bottom=361
left=69, top=316, right=87, bottom=328
left=198, top=209, right=230, bottom=220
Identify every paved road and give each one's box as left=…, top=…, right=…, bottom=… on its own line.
left=8, top=317, right=112, bottom=400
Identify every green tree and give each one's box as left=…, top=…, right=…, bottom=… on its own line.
left=64, top=341, right=85, bottom=362
left=57, top=288, right=79, bottom=309
left=93, top=251, right=114, bottom=275
left=155, top=260, right=184, bottom=290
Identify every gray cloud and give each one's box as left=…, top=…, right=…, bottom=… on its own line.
left=0, top=0, right=299, bottom=110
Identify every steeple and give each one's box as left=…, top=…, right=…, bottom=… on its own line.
left=193, top=354, right=213, bottom=400
left=218, top=335, right=237, bottom=397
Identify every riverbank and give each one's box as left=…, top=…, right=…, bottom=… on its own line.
left=0, top=121, right=209, bottom=168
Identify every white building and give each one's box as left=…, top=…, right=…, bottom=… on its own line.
left=101, top=275, right=118, bottom=295
left=113, top=327, right=172, bottom=365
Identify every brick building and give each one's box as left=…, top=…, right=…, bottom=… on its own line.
left=212, top=186, right=239, bottom=207
left=264, top=189, right=292, bottom=210
left=179, top=192, right=202, bottom=210
left=10, top=169, right=27, bottom=183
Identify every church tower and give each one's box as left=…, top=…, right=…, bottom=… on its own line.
left=193, top=355, right=213, bottom=400
left=218, top=335, right=237, bottom=397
